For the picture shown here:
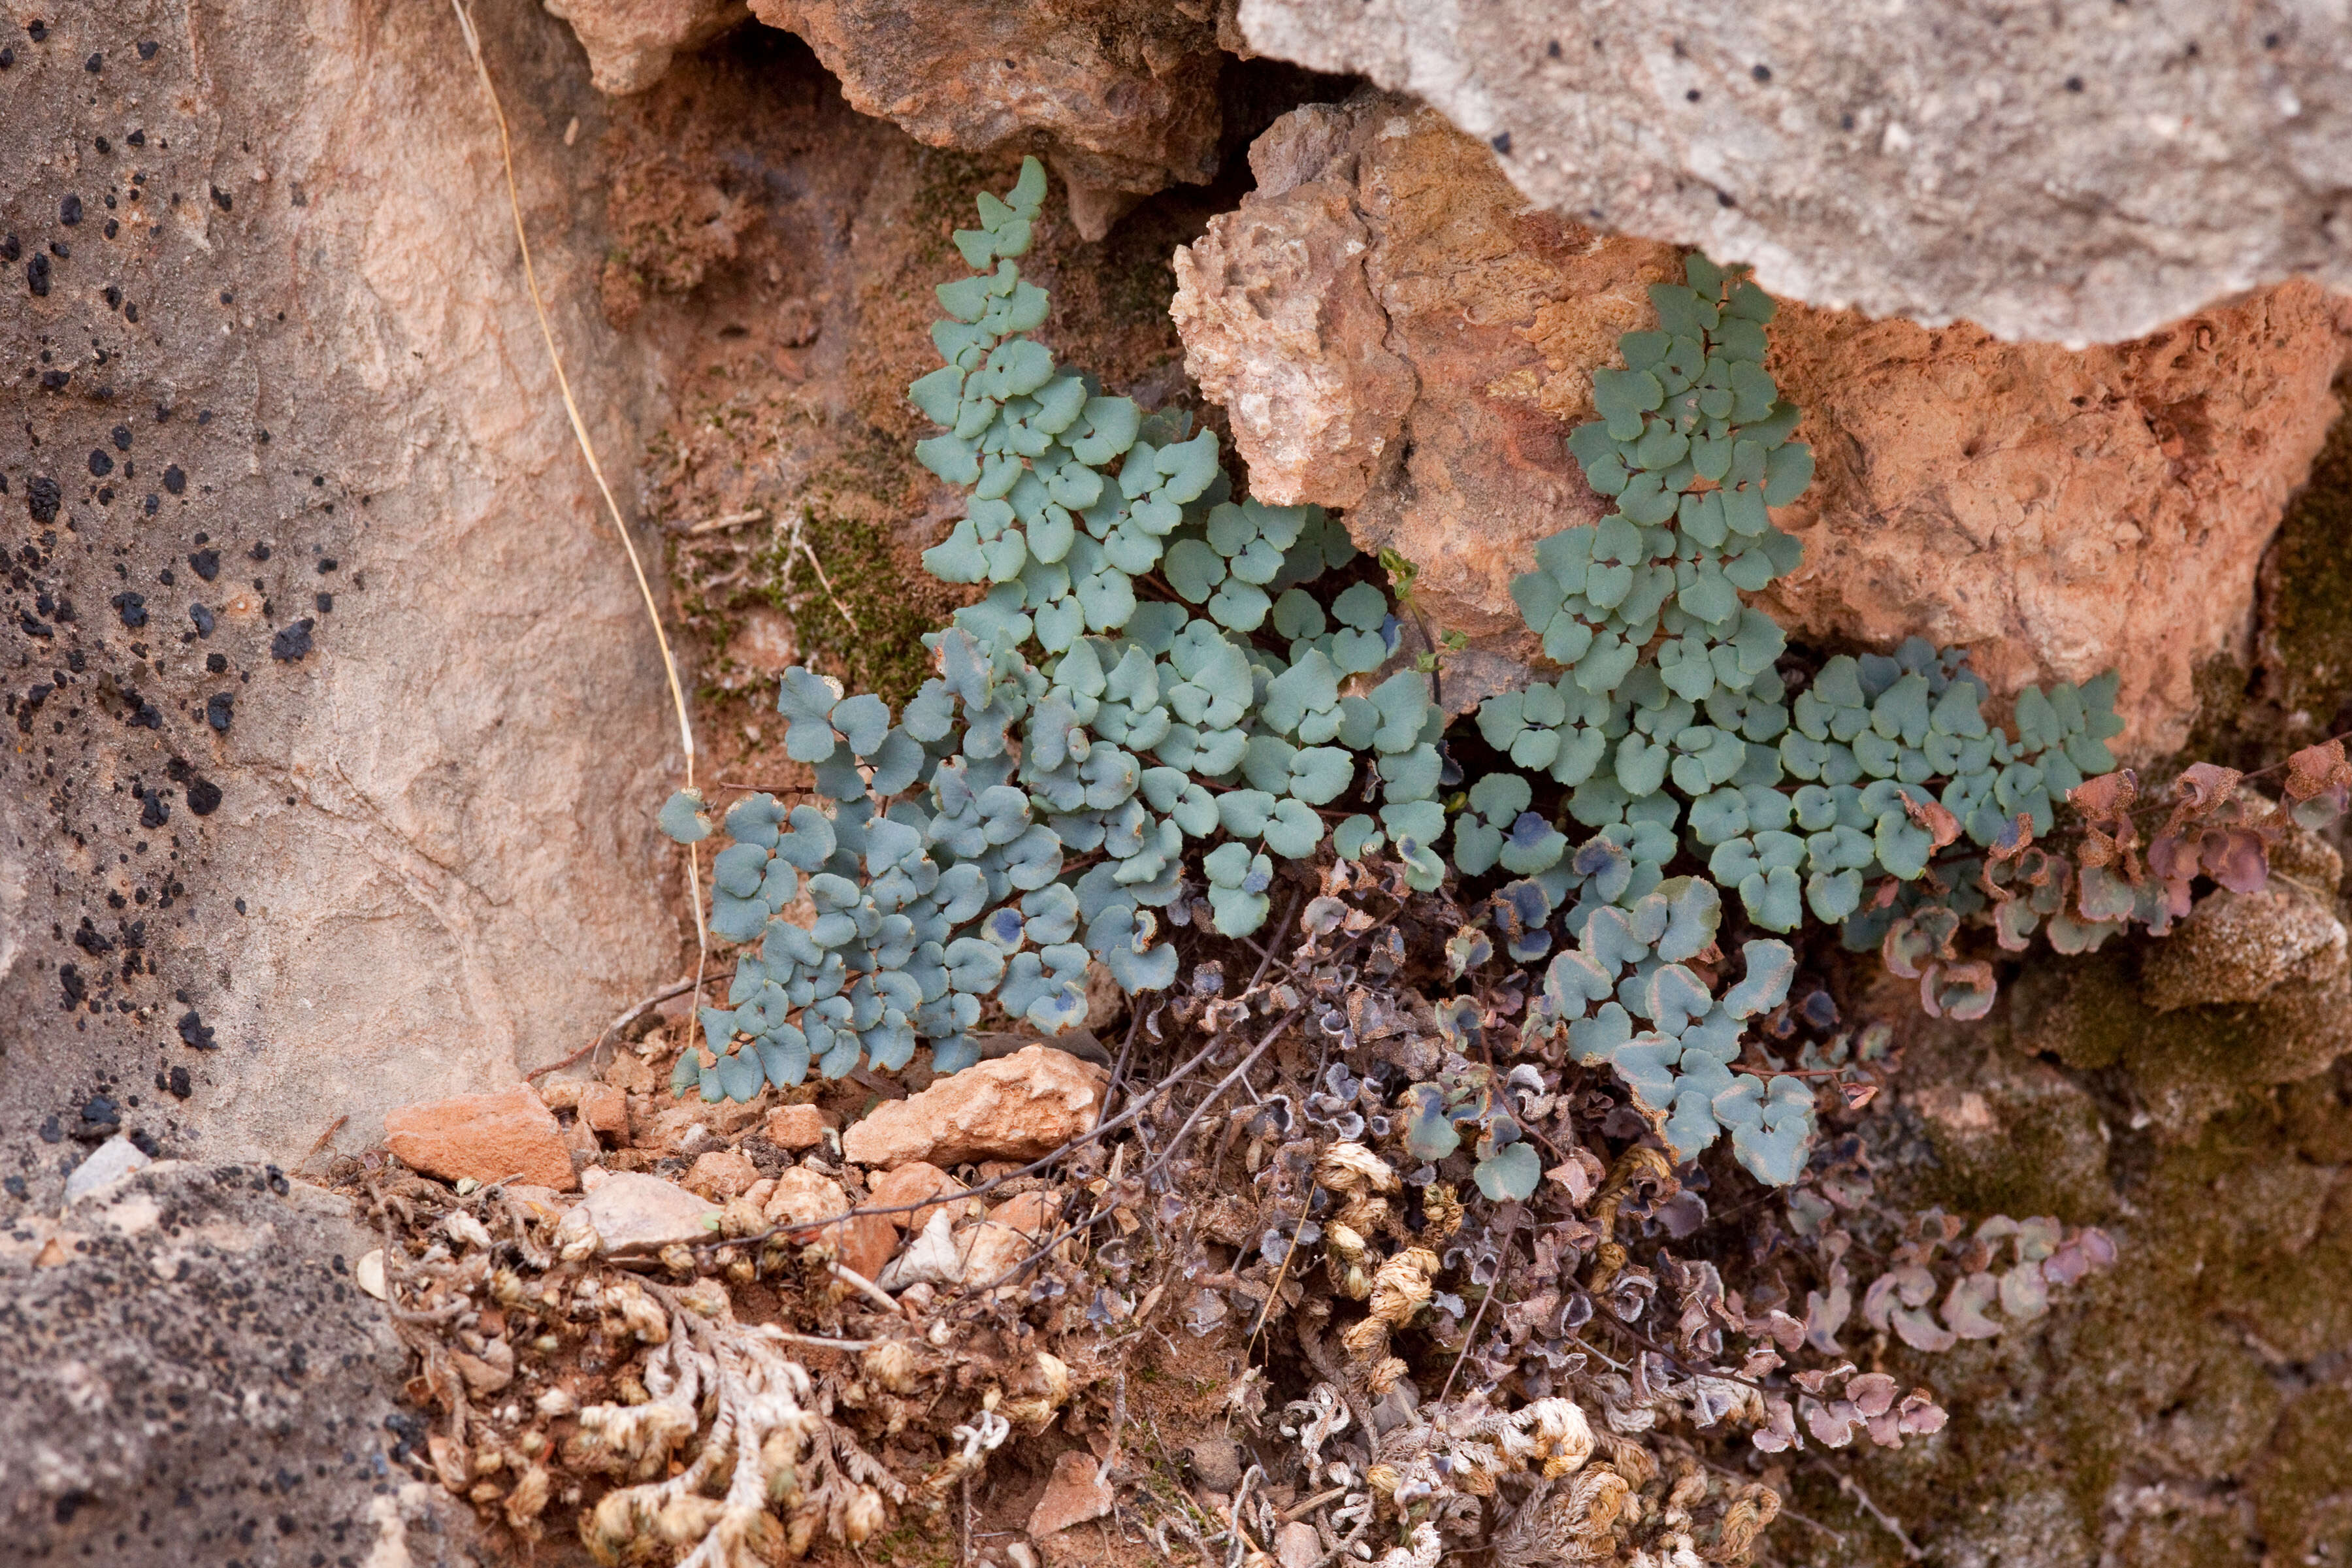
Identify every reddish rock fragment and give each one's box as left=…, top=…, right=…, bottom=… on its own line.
left=384, top=1085, right=575, bottom=1191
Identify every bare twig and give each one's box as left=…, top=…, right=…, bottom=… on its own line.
left=528, top=969, right=734, bottom=1081
left=1437, top=1210, right=1517, bottom=1405
left=1812, top=1460, right=1921, bottom=1560
left=800, top=535, right=862, bottom=632
left=830, top=1261, right=906, bottom=1316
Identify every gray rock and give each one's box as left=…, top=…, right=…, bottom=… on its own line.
left=576, top=1171, right=723, bottom=1256
left=0, top=0, right=678, bottom=1181
left=61, top=1137, right=152, bottom=1207
left=1235, top=0, right=2352, bottom=343
left=0, top=1162, right=474, bottom=1563
left=875, top=1208, right=966, bottom=1290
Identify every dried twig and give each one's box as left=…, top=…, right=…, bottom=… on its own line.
left=1812, top=1460, right=1921, bottom=1560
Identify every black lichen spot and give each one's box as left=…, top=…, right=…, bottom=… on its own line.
left=188, top=546, right=218, bottom=580
left=205, top=651, right=227, bottom=674
left=73, top=919, right=113, bottom=956
left=1716, top=189, right=1738, bottom=207
left=250, top=541, right=271, bottom=562
left=2065, top=75, right=2085, bottom=91
left=27, top=252, right=51, bottom=297
left=28, top=475, right=61, bottom=524
left=60, top=193, right=83, bottom=227
left=139, top=39, right=159, bottom=60
left=39, top=369, right=68, bottom=391
left=1686, top=88, right=1702, bottom=102
left=314, top=592, right=333, bottom=613
left=176, top=1009, right=218, bottom=1050
left=189, top=602, right=216, bottom=636
left=1751, top=63, right=1771, bottom=81
left=139, top=785, right=169, bottom=828
left=59, top=963, right=87, bottom=1009
left=210, top=186, right=233, bottom=212
left=81, top=1094, right=120, bottom=1129
left=89, top=449, right=114, bottom=478
left=0, top=235, right=16, bottom=262
left=270, top=619, right=315, bottom=662
left=39, top=1116, right=63, bottom=1144
left=26, top=20, right=46, bottom=41
left=111, top=590, right=146, bottom=628
left=205, top=692, right=232, bottom=732
left=163, top=463, right=187, bottom=495
left=83, top=50, right=101, bottom=73
left=165, top=1066, right=191, bottom=1098
left=111, top=423, right=132, bottom=451
left=1489, top=131, right=1512, bottom=155
left=186, top=776, right=222, bottom=816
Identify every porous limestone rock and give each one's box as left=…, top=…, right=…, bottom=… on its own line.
left=0, top=1163, right=474, bottom=1564
left=841, top=1045, right=1107, bottom=1169
left=742, top=0, right=1224, bottom=235
left=543, top=0, right=749, bottom=95
left=1171, top=93, right=2352, bottom=753
left=2144, top=885, right=2349, bottom=1014
left=384, top=1085, right=577, bottom=1190
left=1234, top=0, right=2352, bottom=345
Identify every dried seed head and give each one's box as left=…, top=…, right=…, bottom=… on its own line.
left=680, top=1277, right=730, bottom=1319
left=843, top=1484, right=888, bottom=1545
left=862, top=1339, right=921, bottom=1395
left=445, top=1210, right=494, bottom=1250
left=503, top=1463, right=552, bottom=1527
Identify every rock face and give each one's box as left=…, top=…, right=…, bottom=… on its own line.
left=0, top=1163, right=472, bottom=1564
left=2143, top=835, right=2350, bottom=1013
left=841, top=1045, right=1107, bottom=1169
left=543, top=0, right=749, bottom=94
left=1234, top=0, right=2352, bottom=345
left=740, top=0, right=1224, bottom=235
left=1171, top=94, right=2352, bottom=752
left=384, top=1085, right=578, bottom=1190
left=0, top=0, right=681, bottom=1177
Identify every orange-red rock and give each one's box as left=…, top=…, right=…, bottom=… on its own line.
left=383, top=1085, right=575, bottom=1191
left=685, top=1150, right=760, bottom=1200
left=764, top=1102, right=830, bottom=1152
left=841, top=1045, right=1106, bottom=1169
left=761, top=1167, right=893, bottom=1279
left=741, top=0, right=1221, bottom=235
left=869, top=1161, right=972, bottom=1232
left=1172, top=93, right=2352, bottom=755
left=578, top=1083, right=629, bottom=1139
left=988, top=1190, right=1061, bottom=1237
